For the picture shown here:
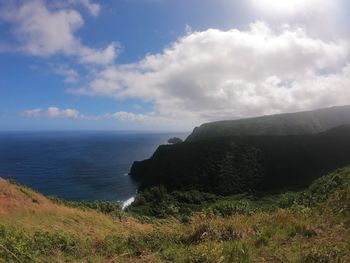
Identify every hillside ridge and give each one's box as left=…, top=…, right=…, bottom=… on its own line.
left=186, top=105, right=350, bottom=142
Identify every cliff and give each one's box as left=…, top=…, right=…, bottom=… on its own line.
left=130, top=125, right=350, bottom=195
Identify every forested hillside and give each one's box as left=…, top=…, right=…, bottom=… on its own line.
left=131, top=125, right=350, bottom=195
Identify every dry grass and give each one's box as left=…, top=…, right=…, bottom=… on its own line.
left=0, top=179, right=151, bottom=239
left=0, top=176, right=349, bottom=262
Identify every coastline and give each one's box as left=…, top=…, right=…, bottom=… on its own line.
left=122, top=196, right=135, bottom=210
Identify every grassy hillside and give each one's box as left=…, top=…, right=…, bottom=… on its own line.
left=0, top=167, right=350, bottom=262
left=186, top=105, right=350, bottom=142
left=130, top=125, right=350, bottom=195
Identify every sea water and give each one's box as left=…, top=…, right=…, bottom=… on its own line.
left=0, top=131, right=187, bottom=203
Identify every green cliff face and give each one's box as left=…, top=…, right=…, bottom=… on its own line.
left=131, top=122, right=350, bottom=196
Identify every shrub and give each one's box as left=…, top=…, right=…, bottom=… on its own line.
left=301, top=246, right=345, bottom=263
left=185, top=242, right=223, bottom=263
left=0, top=225, right=35, bottom=262
left=186, top=222, right=220, bottom=244
left=97, top=235, right=127, bottom=257
left=277, top=192, right=300, bottom=208
left=32, top=231, right=80, bottom=256
left=49, top=198, right=123, bottom=217
left=0, top=225, right=85, bottom=262
left=222, top=242, right=250, bottom=263
left=209, top=199, right=255, bottom=217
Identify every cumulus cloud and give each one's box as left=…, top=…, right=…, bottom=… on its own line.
left=21, top=107, right=80, bottom=119
left=71, top=22, right=350, bottom=126
left=0, top=0, right=117, bottom=65
left=19, top=107, right=176, bottom=126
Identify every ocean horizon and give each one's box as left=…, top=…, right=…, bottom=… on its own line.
left=0, top=131, right=188, bottom=203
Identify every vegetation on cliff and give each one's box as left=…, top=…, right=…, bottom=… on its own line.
left=130, top=125, right=350, bottom=195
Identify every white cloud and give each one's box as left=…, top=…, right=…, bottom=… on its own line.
left=79, top=43, right=119, bottom=65
left=248, top=0, right=346, bottom=39
left=47, top=107, right=80, bottom=119
left=21, top=107, right=80, bottom=119
left=19, top=107, right=178, bottom=127
left=249, top=0, right=333, bottom=17
left=0, top=0, right=116, bottom=65
left=64, top=0, right=101, bottom=17
left=53, top=65, right=79, bottom=83
left=20, top=108, right=43, bottom=118
left=111, top=111, right=154, bottom=122
left=71, top=22, right=350, bottom=127
left=109, top=111, right=170, bottom=124
left=89, top=111, right=170, bottom=124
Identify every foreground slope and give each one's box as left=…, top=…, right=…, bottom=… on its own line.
left=0, top=167, right=350, bottom=262
left=186, top=105, right=350, bottom=142
left=0, top=179, right=147, bottom=236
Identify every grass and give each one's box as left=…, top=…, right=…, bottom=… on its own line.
left=0, top=166, right=349, bottom=262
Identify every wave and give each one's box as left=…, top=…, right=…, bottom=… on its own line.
left=122, top=196, right=135, bottom=210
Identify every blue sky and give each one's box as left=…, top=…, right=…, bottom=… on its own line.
left=0, top=0, right=350, bottom=131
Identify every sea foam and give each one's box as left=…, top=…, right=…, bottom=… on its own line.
left=122, top=196, right=135, bottom=210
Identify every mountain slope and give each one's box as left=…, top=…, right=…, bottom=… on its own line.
left=130, top=125, right=350, bottom=195
left=186, top=105, right=350, bottom=142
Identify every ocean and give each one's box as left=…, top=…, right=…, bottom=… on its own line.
left=0, top=131, right=188, bottom=203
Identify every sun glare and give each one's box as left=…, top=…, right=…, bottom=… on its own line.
left=250, top=0, right=310, bottom=15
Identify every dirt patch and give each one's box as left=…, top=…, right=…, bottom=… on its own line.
left=0, top=179, right=42, bottom=215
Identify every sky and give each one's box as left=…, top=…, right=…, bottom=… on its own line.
left=0, top=0, right=350, bottom=131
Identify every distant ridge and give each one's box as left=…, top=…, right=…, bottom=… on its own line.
left=186, top=105, right=350, bottom=142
